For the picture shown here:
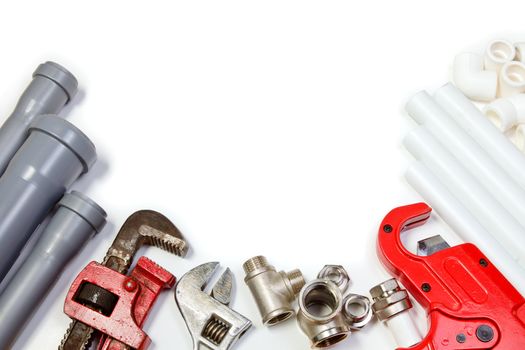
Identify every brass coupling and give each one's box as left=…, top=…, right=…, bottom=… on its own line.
left=243, top=256, right=305, bottom=326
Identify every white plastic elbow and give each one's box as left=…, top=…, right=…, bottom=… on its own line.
left=453, top=53, right=498, bottom=102
left=483, top=94, right=525, bottom=131
left=498, top=61, right=525, bottom=98
left=515, top=42, right=525, bottom=63
left=484, top=39, right=516, bottom=71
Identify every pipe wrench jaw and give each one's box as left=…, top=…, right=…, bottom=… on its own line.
left=377, top=203, right=525, bottom=350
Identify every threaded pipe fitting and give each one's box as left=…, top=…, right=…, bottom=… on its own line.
left=243, top=256, right=270, bottom=274
left=243, top=256, right=304, bottom=326
left=287, top=269, right=306, bottom=295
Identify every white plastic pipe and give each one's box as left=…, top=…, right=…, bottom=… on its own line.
left=499, top=61, right=525, bottom=97
left=433, top=83, right=525, bottom=189
left=514, top=124, right=525, bottom=152
left=515, top=42, right=525, bottom=63
left=384, top=312, right=422, bottom=349
left=406, top=162, right=525, bottom=294
left=453, top=53, right=497, bottom=102
left=405, top=90, right=525, bottom=228
left=404, top=127, right=525, bottom=265
left=484, top=39, right=516, bottom=72
left=483, top=94, right=525, bottom=132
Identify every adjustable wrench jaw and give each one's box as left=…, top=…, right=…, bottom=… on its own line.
left=175, top=262, right=252, bottom=350
left=377, top=203, right=525, bottom=350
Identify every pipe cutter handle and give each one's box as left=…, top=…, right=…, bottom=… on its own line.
left=377, top=203, right=525, bottom=349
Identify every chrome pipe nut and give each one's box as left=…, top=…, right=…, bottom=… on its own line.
left=317, top=265, right=350, bottom=293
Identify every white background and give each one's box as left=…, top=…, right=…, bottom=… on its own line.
left=0, top=1, right=523, bottom=349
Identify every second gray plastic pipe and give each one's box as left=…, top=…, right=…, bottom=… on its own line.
left=0, top=61, right=78, bottom=176
left=0, top=191, right=106, bottom=349
left=0, top=115, right=96, bottom=283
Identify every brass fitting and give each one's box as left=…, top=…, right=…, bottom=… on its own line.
left=297, top=279, right=350, bottom=348
left=297, top=266, right=374, bottom=348
left=243, top=256, right=305, bottom=326
left=369, top=278, right=412, bottom=321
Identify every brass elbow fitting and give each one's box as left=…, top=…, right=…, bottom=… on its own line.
left=243, top=256, right=305, bottom=326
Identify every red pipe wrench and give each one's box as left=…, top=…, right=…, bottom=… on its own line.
left=377, top=203, right=525, bottom=349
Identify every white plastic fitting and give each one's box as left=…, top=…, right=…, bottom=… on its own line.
left=515, top=42, right=525, bottom=63
left=483, top=94, right=525, bottom=131
left=404, top=127, right=525, bottom=266
left=406, top=90, right=525, bottom=227
left=433, top=83, right=525, bottom=189
left=453, top=52, right=498, bottom=102
left=499, top=61, right=525, bottom=97
left=406, top=162, right=525, bottom=294
left=484, top=39, right=516, bottom=71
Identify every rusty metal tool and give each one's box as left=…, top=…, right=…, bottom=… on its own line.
left=175, top=262, right=252, bottom=350
left=60, top=210, right=188, bottom=350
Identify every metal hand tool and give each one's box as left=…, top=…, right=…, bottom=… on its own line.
left=64, top=256, right=175, bottom=350
left=175, top=262, right=252, bottom=350
left=60, top=210, right=188, bottom=350
left=377, top=203, right=525, bottom=349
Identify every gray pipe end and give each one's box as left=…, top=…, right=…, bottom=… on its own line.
left=29, top=115, right=97, bottom=173
left=33, top=61, right=78, bottom=103
left=59, top=191, right=107, bottom=232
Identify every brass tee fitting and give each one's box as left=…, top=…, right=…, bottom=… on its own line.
left=297, top=266, right=374, bottom=348
left=243, top=256, right=305, bottom=326
left=297, top=279, right=350, bottom=348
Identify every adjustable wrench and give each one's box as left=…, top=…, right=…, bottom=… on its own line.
left=377, top=203, right=525, bottom=349
left=175, top=262, right=252, bottom=350
left=60, top=210, right=188, bottom=350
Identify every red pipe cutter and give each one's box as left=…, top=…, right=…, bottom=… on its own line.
left=377, top=203, right=525, bottom=349
left=64, top=256, right=175, bottom=350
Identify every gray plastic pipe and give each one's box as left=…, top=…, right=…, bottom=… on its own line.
left=0, top=115, right=96, bottom=283
left=0, top=191, right=106, bottom=349
left=0, top=61, right=78, bottom=176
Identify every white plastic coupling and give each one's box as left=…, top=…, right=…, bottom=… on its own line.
left=453, top=53, right=497, bottom=102
left=515, top=42, right=525, bottom=63
left=484, top=39, right=516, bottom=72
left=483, top=94, right=525, bottom=132
left=499, top=61, right=525, bottom=97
